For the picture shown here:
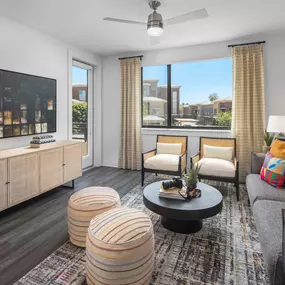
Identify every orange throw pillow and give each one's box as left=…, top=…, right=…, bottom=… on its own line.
left=270, top=139, right=285, bottom=159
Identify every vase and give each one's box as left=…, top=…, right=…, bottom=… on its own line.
left=186, top=183, right=197, bottom=199
left=262, top=146, right=271, bottom=154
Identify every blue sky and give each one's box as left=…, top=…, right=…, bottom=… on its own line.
left=72, top=66, right=88, bottom=84
left=143, top=58, right=232, bottom=104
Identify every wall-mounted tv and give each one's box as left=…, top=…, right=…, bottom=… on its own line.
left=0, top=69, right=56, bottom=139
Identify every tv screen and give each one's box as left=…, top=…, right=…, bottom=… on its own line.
left=0, top=69, right=56, bottom=139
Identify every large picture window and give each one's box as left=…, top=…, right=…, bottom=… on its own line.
left=142, top=65, right=168, bottom=127
left=142, top=58, right=232, bottom=129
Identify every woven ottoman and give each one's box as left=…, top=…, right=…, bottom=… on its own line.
left=68, top=187, right=121, bottom=247
left=86, top=208, right=155, bottom=285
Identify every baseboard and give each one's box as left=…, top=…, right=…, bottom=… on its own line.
left=102, top=161, right=119, bottom=168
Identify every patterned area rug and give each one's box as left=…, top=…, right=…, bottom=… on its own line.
left=15, top=176, right=269, bottom=285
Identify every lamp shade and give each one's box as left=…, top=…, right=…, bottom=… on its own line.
left=267, top=116, right=285, bottom=133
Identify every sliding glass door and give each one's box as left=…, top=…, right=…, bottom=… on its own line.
left=72, top=60, right=93, bottom=169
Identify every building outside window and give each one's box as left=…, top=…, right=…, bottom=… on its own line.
left=142, top=58, right=232, bottom=129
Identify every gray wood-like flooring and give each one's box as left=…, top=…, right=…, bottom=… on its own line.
left=0, top=167, right=144, bottom=285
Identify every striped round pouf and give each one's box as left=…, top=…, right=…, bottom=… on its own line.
left=68, top=187, right=121, bottom=248
left=86, top=207, right=155, bottom=285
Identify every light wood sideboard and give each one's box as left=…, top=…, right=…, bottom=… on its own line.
left=0, top=140, right=82, bottom=211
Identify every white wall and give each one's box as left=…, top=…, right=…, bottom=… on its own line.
left=102, top=33, right=285, bottom=167
left=0, top=17, right=102, bottom=166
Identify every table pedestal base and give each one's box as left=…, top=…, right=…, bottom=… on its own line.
left=161, top=217, right=202, bottom=234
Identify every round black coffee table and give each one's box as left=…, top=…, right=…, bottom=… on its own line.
left=143, top=181, right=223, bottom=234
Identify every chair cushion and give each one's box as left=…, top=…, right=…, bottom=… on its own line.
left=246, top=174, right=285, bottom=206
left=260, top=152, right=285, bottom=188
left=196, top=158, right=235, bottom=178
left=157, top=142, right=182, bottom=155
left=144, top=154, right=179, bottom=172
left=203, top=145, right=233, bottom=161
left=252, top=200, right=285, bottom=285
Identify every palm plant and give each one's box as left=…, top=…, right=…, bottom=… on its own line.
left=263, top=130, right=274, bottom=146
left=185, top=164, right=201, bottom=190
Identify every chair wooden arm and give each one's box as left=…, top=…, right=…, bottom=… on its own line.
left=234, top=157, right=239, bottom=169
left=142, top=149, right=156, bottom=162
left=191, top=152, right=200, bottom=168
left=179, top=152, right=187, bottom=173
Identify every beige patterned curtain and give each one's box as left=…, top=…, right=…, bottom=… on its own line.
left=232, top=44, right=265, bottom=181
left=118, top=57, right=142, bottom=170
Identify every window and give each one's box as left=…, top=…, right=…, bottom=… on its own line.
left=172, top=91, right=178, bottom=115
left=142, top=65, right=168, bottom=127
left=142, top=58, right=232, bottom=129
left=79, top=90, right=86, bottom=102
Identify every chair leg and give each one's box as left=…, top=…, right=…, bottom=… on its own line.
left=235, top=182, right=240, bottom=201
left=141, top=168, right=145, bottom=187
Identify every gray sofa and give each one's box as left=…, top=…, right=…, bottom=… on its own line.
left=247, top=152, right=285, bottom=285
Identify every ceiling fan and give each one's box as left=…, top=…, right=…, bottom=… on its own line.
left=103, top=0, right=208, bottom=37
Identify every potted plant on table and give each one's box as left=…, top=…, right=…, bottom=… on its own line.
left=263, top=130, right=274, bottom=154
left=183, top=164, right=201, bottom=201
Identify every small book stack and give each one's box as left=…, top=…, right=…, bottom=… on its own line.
left=159, top=185, right=186, bottom=200
left=30, top=135, right=56, bottom=148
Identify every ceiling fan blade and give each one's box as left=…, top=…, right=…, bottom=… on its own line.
left=164, top=8, right=208, bottom=26
left=103, top=17, right=146, bottom=26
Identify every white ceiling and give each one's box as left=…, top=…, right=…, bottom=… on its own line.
left=1, top=0, right=285, bottom=55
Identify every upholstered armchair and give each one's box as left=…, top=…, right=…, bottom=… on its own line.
left=141, top=135, right=188, bottom=186
left=191, top=137, right=239, bottom=201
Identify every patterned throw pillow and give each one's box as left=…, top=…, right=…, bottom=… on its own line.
left=260, top=153, right=285, bottom=188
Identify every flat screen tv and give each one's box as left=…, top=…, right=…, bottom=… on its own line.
left=0, top=69, right=56, bottom=139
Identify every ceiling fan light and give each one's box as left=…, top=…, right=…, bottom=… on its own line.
left=147, top=26, right=163, bottom=37
left=147, top=11, right=163, bottom=37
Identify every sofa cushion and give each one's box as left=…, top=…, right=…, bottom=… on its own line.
left=144, top=154, right=179, bottom=172
left=203, top=145, right=233, bottom=161
left=157, top=143, right=182, bottom=155
left=250, top=152, right=266, bottom=174
left=260, top=153, right=285, bottom=188
left=247, top=174, right=285, bottom=206
left=196, top=158, right=235, bottom=178
left=252, top=200, right=285, bottom=285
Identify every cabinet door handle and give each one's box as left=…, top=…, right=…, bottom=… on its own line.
left=6, top=182, right=10, bottom=185
left=62, top=164, right=66, bottom=167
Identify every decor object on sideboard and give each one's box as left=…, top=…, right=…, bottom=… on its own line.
left=0, top=69, right=56, bottom=139
left=30, top=135, right=56, bottom=148
left=263, top=130, right=274, bottom=153
left=86, top=208, right=154, bottom=285
left=191, top=137, right=239, bottom=201
left=142, top=135, right=188, bottom=186
left=68, top=187, right=120, bottom=248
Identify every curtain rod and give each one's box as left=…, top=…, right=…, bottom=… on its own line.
left=228, top=41, right=266, bottom=48
left=118, top=55, right=143, bottom=60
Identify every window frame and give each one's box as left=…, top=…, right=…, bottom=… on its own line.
left=141, top=61, right=232, bottom=130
